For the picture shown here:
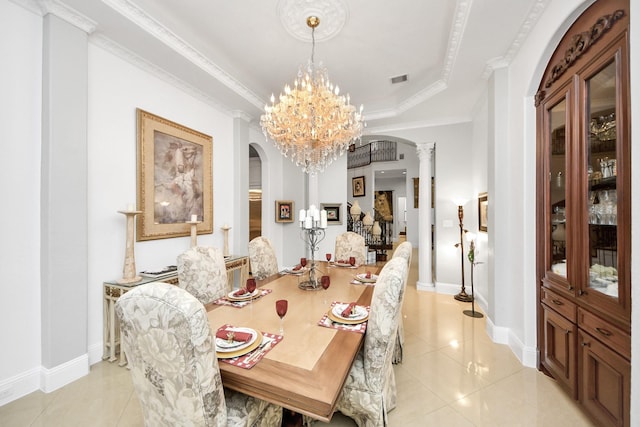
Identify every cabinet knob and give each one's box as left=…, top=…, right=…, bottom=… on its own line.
left=582, top=341, right=590, bottom=347
left=568, top=285, right=573, bottom=291
left=595, top=327, right=612, bottom=337
left=578, top=289, right=586, bottom=296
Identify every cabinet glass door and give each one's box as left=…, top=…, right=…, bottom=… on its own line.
left=549, top=98, right=567, bottom=278
left=585, top=61, right=618, bottom=299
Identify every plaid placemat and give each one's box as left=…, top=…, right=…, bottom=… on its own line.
left=317, top=301, right=369, bottom=334
left=213, top=288, right=272, bottom=308
left=218, top=328, right=283, bottom=369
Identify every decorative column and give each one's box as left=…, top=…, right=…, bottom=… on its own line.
left=117, top=209, right=142, bottom=284
left=417, top=143, right=435, bottom=289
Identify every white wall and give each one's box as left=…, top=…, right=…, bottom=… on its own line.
left=0, top=0, right=43, bottom=402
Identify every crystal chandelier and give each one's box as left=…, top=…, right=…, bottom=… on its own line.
left=260, top=16, right=364, bottom=174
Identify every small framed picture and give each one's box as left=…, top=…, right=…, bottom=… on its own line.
left=352, top=176, right=365, bottom=197
left=478, top=192, right=488, bottom=232
left=275, top=200, right=294, bottom=223
left=321, top=203, right=342, bottom=225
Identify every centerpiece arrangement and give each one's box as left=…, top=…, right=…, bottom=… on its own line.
left=298, top=205, right=328, bottom=290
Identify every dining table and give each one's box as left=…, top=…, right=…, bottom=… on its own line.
left=205, top=260, right=382, bottom=422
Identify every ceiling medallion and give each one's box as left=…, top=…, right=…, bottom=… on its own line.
left=277, top=0, right=349, bottom=42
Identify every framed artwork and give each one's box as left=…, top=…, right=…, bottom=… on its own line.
left=275, top=200, right=294, bottom=223
left=136, top=109, right=213, bottom=241
left=478, top=192, right=488, bottom=232
left=352, top=176, right=365, bottom=197
left=413, top=177, right=419, bottom=208
left=321, top=203, right=342, bottom=225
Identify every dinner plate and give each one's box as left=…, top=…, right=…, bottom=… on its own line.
left=282, top=267, right=305, bottom=275
left=328, top=304, right=369, bottom=324
left=216, top=328, right=263, bottom=359
left=355, top=273, right=378, bottom=283
left=334, top=262, right=354, bottom=268
left=226, top=288, right=260, bottom=301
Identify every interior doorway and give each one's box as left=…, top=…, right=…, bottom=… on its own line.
left=249, top=145, right=262, bottom=241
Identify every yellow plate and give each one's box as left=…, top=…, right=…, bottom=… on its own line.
left=216, top=330, right=263, bottom=359
left=327, top=307, right=369, bottom=325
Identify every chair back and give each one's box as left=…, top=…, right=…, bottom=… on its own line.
left=248, top=236, right=279, bottom=279
left=335, top=231, right=367, bottom=266
left=115, top=282, right=227, bottom=427
left=392, top=241, right=412, bottom=280
left=177, top=246, right=227, bottom=304
left=363, top=257, right=408, bottom=391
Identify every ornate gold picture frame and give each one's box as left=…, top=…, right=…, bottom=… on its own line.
left=478, top=192, right=488, bottom=232
left=136, top=109, right=213, bottom=241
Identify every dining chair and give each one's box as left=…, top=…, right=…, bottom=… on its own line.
left=248, top=236, right=279, bottom=280
left=335, top=257, right=408, bottom=427
left=115, top=282, right=283, bottom=427
left=334, top=231, right=367, bottom=266
left=391, top=241, right=412, bottom=364
left=177, top=246, right=228, bottom=305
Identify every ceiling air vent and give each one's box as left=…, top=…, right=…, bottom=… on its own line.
left=391, top=74, right=408, bottom=84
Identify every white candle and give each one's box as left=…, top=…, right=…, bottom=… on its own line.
left=127, top=203, right=134, bottom=211
left=299, top=209, right=306, bottom=221
left=191, top=214, right=198, bottom=222
left=320, top=209, right=328, bottom=229
left=305, top=216, right=312, bottom=229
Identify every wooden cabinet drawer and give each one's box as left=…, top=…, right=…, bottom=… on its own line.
left=541, top=287, right=576, bottom=322
left=578, top=308, right=630, bottom=360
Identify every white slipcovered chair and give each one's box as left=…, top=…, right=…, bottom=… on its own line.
left=391, top=241, right=412, bottom=364
left=177, top=246, right=228, bottom=305
left=115, top=282, right=283, bottom=426
left=248, top=236, right=279, bottom=280
left=335, top=257, right=408, bottom=426
left=334, top=231, right=367, bottom=266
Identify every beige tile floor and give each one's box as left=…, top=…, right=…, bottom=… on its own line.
left=0, top=248, right=596, bottom=426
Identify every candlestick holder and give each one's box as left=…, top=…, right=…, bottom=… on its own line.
left=298, top=226, right=326, bottom=290
left=454, top=205, right=473, bottom=302
left=117, top=210, right=142, bottom=284
left=221, top=225, right=231, bottom=256
left=463, top=238, right=484, bottom=318
left=187, top=220, right=201, bottom=247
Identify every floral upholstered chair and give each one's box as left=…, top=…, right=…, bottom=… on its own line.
left=115, top=282, right=283, bottom=427
left=248, top=236, right=279, bottom=280
left=391, top=241, right=412, bottom=364
left=334, top=231, right=367, bottom=266
left=335, top=257, right=408, bottom=426
left=177, top=246, right=227, bottom=305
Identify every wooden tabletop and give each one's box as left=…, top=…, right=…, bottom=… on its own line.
left=206, top=261, right=379, bottom=422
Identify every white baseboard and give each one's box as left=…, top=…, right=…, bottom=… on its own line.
left=40, top=354, right=89, bottom=393
left=433, top=281, right=462, bottom=295
left=88, top=342, right=104, bottom=366
left=0, top=354, right=89, bottom=407
left=485, top=316, right=537, bottom=368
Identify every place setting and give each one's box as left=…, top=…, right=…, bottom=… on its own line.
left=318, top=301, right=369, bottom=333
left=215, top=324, right=283, bottom=369
left=212, top=278, right=272, bottom=308
left=279, top=258, right=309, bottom=275
left=350, top=270, right=378, bottom=285
left=332, top=256, right=358, bottom=268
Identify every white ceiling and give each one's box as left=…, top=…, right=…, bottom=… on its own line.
left=35, top=0, right=549, bottom=135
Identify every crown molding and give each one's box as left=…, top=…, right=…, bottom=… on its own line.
left=102, top=0, right=265, bottom=110
left=365, top=115, right=472, bottom=135
left=11, top=0, right=97, bottom=33
left=481, top=0, right=550, bottom=79
left=442, top=0, right=473, bottom=83
left=91, top=34, right=234, bottom=117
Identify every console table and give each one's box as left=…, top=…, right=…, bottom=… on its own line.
left=102, top=255, right=249, bottom=365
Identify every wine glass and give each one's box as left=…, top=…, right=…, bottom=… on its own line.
left=275, top=299, right=288, bottom=335
left=300, top=257, right=307, bottom=268
left=321, top=275, right=331, bottom=304
left=326, top=253, right=332, bottom=263
left=349, top=256, right=356, bottom=267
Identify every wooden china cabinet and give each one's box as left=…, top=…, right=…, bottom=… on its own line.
left=535, top=1, right=630, bottom=426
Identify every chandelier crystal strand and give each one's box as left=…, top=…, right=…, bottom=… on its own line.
left=261, top=16, right=364, bottom=175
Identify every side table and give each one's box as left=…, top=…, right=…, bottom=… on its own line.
left=103, top=255, right=249, bottom=366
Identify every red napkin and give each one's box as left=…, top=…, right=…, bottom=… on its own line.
left=215, top=327, right=252, bottom=342
left=233, top=288, right=248, bottom=297
left=365, top=271, right=372, bottom=279
left=341, top=302, right=357, bottom=318
left=292, top=264, right=302, bottom=271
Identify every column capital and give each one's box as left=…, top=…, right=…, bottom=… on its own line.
left=416, top=142, right=435, bottom=161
